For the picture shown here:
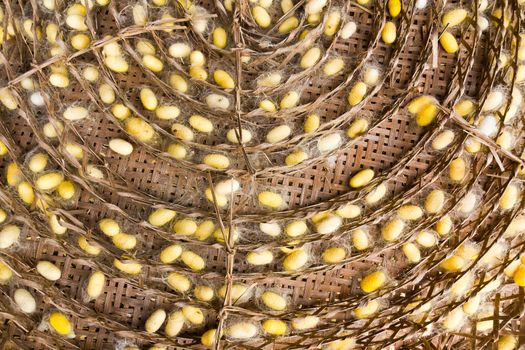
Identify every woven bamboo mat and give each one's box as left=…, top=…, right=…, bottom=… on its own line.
left=0, top=0, right=524, bottom=349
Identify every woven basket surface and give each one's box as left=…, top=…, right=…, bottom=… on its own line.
left=0, top=0, right=524, bottom=349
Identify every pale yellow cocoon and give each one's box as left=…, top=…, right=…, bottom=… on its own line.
left=283, top=249, right=308, bottom=271
left=279, top=17, right=299, bottom=33
left=36, top=172, right=64, bottom=191
left=182, top=305, right=204, bottom=325
left=322, top=246, right=346, bottom=263
left=252, top=6, right=271, bottom=28
left=348, top=81, right=367, bottom=106
left=86, top=271, right=105, bottom=299
left=165, top=311, right=184, bottom=337
left=336, top=203, right=361, bottom=218
left=0, top=225, right=20, bottom=249
left=355, top=299, right=379, bottom=319
left=203, top=154, right=230, bottom=169
left=382, top=218, right=404, bottom=241
left=261, top=291, right=287, bottom=311
left=258, top=191, right=283, bottom=208
left=167, top=272, right=191, bottom=292
left=189, top=115, right=213, bottom=133
left=247, top=250, right=274, bottom=265
left=194, top=285, right=214, bottom=301
left=365, top=183, right=387, bottom=205
left=181, top=250, right=205, bottom=271
left=78, top=236, right=101, bottom=256
left=171, top=123, right=194, bottom=141
left=352, top=229, right=369, bottom=250
left=432, top=130, right=455, bottom=150
left=37, top=260, right=61, bottom=281
left=347, top=118, right=369, bottom=138
left=442, top=9, right=468, bottom=27
left=145, top=309, right=167, bottom=333
left=416, top=230, right=437, bottom=247
left=257, top=72, right=282, bottom=87
left=397, top=205, right=423, bottom=221
left=227, top=128, right=252, bottom=144
left=63, top=106, right=88, bottom=121
left=160, top=244, right=183, bottom=263
left=382, top=21, right=397, bottom=44
left=99, top=218, right=120, bottom=236
left=424, top=189, right=445, bottom=213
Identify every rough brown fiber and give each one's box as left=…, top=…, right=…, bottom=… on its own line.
left=0, top=0, right=524, bottom=349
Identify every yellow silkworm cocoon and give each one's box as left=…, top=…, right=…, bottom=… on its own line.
left=499, top=184, right=519, bottom=210
left=212, top=27, right=228, bottom=48
left=260, top=222, right=281, bottom=236
left=111, top=104, right=131, bottom=120
left=36, top=172, right=64, bottom=191
left=6, top=162, right=23, bottom=187
left=252, top=6, right=271, bottom=28
left=0, top=224, right=20, bottom=249
left=104, top=56, right=129, bottom=73
left=365, top=184, right=387, bottom=208
left=71, top=33, right=91, bottom=50
left=440, top=254, right=465, bottom=272
left=496, top=130, right=514, bottom=150
left=349, top=168, right=374, bottom=188
left=201, top=329, right=217, bottom=347
left=403, top=243, right=421, bottom=263
left=261, top=290, right=287, bottom=311
left=432, top=130, right=455, bottom=150
left=0, top=141, right=7, bottom=156
left=189, top=51, right=205, bottom=69
left=318, top=133, right=342, bottom=152
left=0, top=260, right=12, bottom=283
left=440, top=31, right=459, bottom=53
left=168, top=43, right=191, bottom=59
left=173, top=218, right=197, bottom=236
left=182, top=305, right=204, bottom=325
left=206, top=94, right=230, bottom=109
left=259, top=0, right=273, bottom=9
left=45, top=23, right=59, bottom=44
left=324, top=10, right=341, bottom=36
left=194, top=285, right=214, bottom=301
left=136, top=40, right=156, bottom=56
left=352, top=229, right=369, bottom=250
left=435, top=215, right=452, bottom=236
left=307, top=12, right=321, bottom=25
left=424, top=189, right=445, bottom=214
left=49, top=214, right=67, bottom=235
left=382, top=21, right=397, bottom=44
left=213, top=227, right=238, bottom=244
left=66, top=14, right=88, bottom=31
left=14, top=288, right=36, bottom=313
left=281, top=0, right=293, bottom=12
left=78, top=236, right=101, bottom=256
left=113, top=259, right=142, bottom=275
left=246, top=249, right=274, bottom=265
left=514, top=264, right=525, bottom=286
left=279, top=16, right=299, bottom=33
left=262, top=319, right=287, bottom=336
left=388, top=0, right=401, bottom=17
left=280, top=91, right=300, bottom=109
left=110, top=231, right=136, bottom=250
left=189, top=115, right=213, bottom=133
left=214, top=70, right=235, bottom=89
left=99, top=84, right=115, bottom=104
left=449, top=157, right=466, bottom=182
left=442, top=9, right=468, bottom=27
left=42, top=121, right=64, bottom=139
left=167, top=272, right=191, bottom=292
left=67, top=3, right=87, bottom=16
left=347, top=81, right=367, bottom=106
left=323, top=57, right=345, bottom=76
left=291, top=315, right=319, bottom=330
left=102, top=40, right=122, bottom=57
left=142, top=55, right=164, bottom=73
left=49, top=311, right=73, bottom=336
left=49, top=73, right=70, bottom=88
left=140, top=88, right=158, bottom=111
left=37, top=260, right=61, bottom=281
left=442, top=308, right=465, bottom=331
left=0, top=209, right=6, bottom=224
left=109, top=138, right=134, bottom=156
left=260, top=99, right=277, bottom=112
left=300, top=47, right=321, bottom=69
left=283, top=249, right=308, bottom=271
left=347, top=118, right=369, bottom=138
left=203, top=154, right=230, bottom=169
left=165, top=311, right=184, bottom=337
left=227, top=322, right=258, bottom=339
left=407, top=95, right=433, bottom=114
left=226, top=128, right=252, bottom=144
left=360, top=271, right=386, bottom=293
left=63, top=106, right=88, bottom=121
left=218, top=283, right=248, bottom=301
left=99, top=218, right=120, bottom=236
left=285, top=220, right=307, bottom=237
left=336, top=203, right=360, bottom=218
left=145, top=309, right=167, bottom=334
left=415, top=103, right=438, bottom=126
left=169, top=74, right=188, bottom=94
left=285, top=149, right=308, bottom=166
left=397, top=205, right=423, bottom=221
left=171, top=123, right=194, bottom=141
left=453, top=99, right=475, bottom=117
left=257, top=72, right=282, bottom=87
left=205, top=188, right=228, bottom=208
left=133, top=4, right=148, bottom=25
left=181, top=250, right=205, bottom=271
left=86, top=271, right=105, bottom=299
left=497, top=335, right=518, bottom=350
left=322, top=246, right=346, bottom=264
left=456, top=242, right=480, bottom=260
left=382, top=218, right=405, bottom=241
left=355, top=299, right=379, bottom=319
left=267, top=125, right=292, bottom=143
left=158, top=244, right=183, bottom=265
left=258, top=191, right=283, bottom=208
left=464, top=137, right=481, bottom=153
left=18, top=181, right=35, bottom=205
